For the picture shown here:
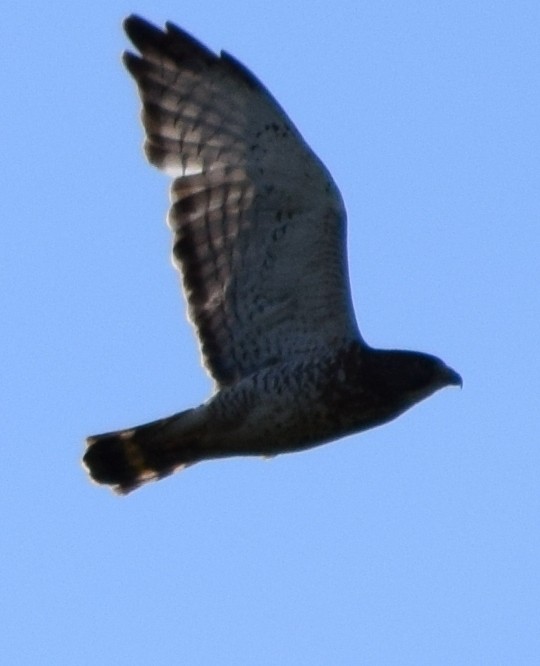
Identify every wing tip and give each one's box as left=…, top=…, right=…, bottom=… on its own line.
left=123, top=14, right=217, bottom=63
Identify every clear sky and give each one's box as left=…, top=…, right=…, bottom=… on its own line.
left=2, top=1, right=539, bottom=664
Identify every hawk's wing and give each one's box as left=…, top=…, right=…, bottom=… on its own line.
left=123, top=16, right=360, bottom=387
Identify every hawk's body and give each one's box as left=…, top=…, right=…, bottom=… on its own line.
left=83, top=16, right=461, bottom=494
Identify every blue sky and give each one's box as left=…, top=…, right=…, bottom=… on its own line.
left=2, top=1, right=539, bottom=664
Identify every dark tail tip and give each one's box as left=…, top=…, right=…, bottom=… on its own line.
left=83, top=431, right=148, bottom=494
left=83, top=432, right=138, bottom=493
left=84, top=411, right=200, bottom=494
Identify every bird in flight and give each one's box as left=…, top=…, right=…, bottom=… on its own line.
left=83, top=15, right=461, bottom=494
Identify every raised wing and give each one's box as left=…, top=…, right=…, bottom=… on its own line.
left=123, top=15, right=360, bottom=386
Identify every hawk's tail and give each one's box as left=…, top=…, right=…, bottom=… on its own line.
left=83, top=409, right=204, bottom=494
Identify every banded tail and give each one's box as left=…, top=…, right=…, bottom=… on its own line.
left=83, top=409, right=204, bottom=494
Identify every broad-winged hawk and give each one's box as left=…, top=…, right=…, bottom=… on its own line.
left=83, top=15, right=461, bottom=494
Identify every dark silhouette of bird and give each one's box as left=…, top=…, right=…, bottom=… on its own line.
left=83, top=16, right=461, bottom=494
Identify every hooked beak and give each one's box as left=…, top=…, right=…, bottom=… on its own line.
left=443, top=365, right=463, bottom=388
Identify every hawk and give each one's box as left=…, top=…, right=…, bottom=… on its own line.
left=83, top=15, right=461, bottom=494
